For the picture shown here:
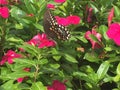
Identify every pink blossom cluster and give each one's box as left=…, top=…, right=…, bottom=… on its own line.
left=0, top=0, right=9, bottom=18
left=0, top=33, right=55, bottom=65
left=0, top=50, right=29, bottom=83
left=47, top=0, right=80, bottom=26
left=0, top=33, right=56, bottom=83
left=85, top=27, right=102, bottom=49
left=55, top=15, right=80, bottom=26
left=47, top=80, right=66, bottom=90
left=106, top=23, right=120, bottom=46
left=54, top=0, right=66, bottom=3
left=0, top=50, right=22, bottom=65
left=47, top=0, right=66, bottom=9
left=28, top=33, right=56, bottom=48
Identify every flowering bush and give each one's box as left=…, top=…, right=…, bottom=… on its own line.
left=1, top=0, right=120, bottom=90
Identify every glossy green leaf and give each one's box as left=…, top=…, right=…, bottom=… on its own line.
left=64, top=54, right=78, bottom=63
left=1, top=80, right=15, bottom=90
left=14, top=58, right=36, bottom=66
left=84, top=52, right=100, bottom=62
left=113, top=75, right=120, bottom=82
left=11, top=6, right=26, bottom=19
left=50, top=64, right=60, bottom=69
left=116, top=63, right=120, bottom=75
left=97, top=61, right=110, bottom=80
left=31, top=82, right=47, bottom=90
left=98, top=25, right=108, bottom=40
left=24, top=0, right=36, bottom=14
left=52, top=48, right=61, bottom=61
left=114, top=5, right=120, bottom=17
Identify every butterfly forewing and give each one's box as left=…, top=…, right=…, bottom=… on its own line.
left=43, top=9, right=70, bottom=40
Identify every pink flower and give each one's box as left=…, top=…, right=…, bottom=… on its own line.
left=67, top=15, right=80, bottom=25
left=28, top=33, right=56, bottom=48
left=0, top=6, right=9, bottom=18
left=0, top=50, right=22, bottom=65
left=108, top=7, right=114, bottom=26
left=17, top=68, right=30, bottom=83
left=26, top=13, right=34, bottom=17
left=106, top=23, right=120, bottom=46
left=87, top=7, right=93, bottom=23
left=0, top=0, right=8, bottom=5
left=47, top=80, right=66, bottom=90
left=54, top=0, right=66, bottom=3
left=17, top=78, right=24, bottom=83
left=85, top=29, right=102, bottom=49
left=55, top=15, right=80, bottom=26
left=47, top=4, right=55, bottom=9
left=55, top=16, right=69, bottom=26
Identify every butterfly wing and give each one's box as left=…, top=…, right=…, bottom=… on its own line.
left=43, top=9, right=70, bottom=40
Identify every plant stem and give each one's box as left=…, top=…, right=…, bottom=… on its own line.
left=0, top=26, right=5, bottom=60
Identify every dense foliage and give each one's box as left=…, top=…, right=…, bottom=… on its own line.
left=0, top=0, right=120, bottom=90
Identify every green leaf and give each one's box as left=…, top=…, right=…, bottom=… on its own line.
left=18, top=83, right=30, bottom=89
left=38, top=59, right=48, bottom=65
left=50, top=64, right=60, bottom=69
left=11, top=6, right=26, bottom=19
left=73, top=72, right=98, bottom=84
left=52, top=48, right=61, bottom=61
left=84, top=52, right=100, bottom=62
left=31, top=82, right=47, bottom=90
left=33, top=23, right=44, bottom=32
left=97, top=61, right=110, bottom=80
left=7, top=37, right=24, bottom=43
left=15, top=23, right=24, bottom=29
left=0, top=71, right=33, bottom=80
left=114, top=5, right=120, bottom=17
left=73, top=72, right=87, bottom=78
left=24, top=0, right=36, bottom=14
left=90, top=3, right=99, bottom=13
left=98, top=25, right=108, bottom=40
left=64, top=54, right=78, bottom=63
left=14, top=58, right=36, bottom=66
left=90, top=34, right=99, bottom=42
left=1, top=80, right=14, bottom=90
left=116, top=63, right=120, bottom=75
left=19, top=43, right=41, bottom=57
left=113, top=75, right=120, bottom=82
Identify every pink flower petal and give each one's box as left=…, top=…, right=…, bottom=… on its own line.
left=0, top=0, right=8, bottom=5
left=17, top=78, right=24, bottom=83
left=0, top=50, right=22, bottom=65
left=55, top=16, right=70, bottom=26
left=107, top=23, right=120, bottom=39
left=108, top=7, right=114, bottom=26
left=87, top=7, right=93, bottom=23
left=28, top=33, right=56, bottom=48
left=47, top=80, right=66, bottom=90
left=113, top=34, right=120, bottom=46
left=67, top=15, right=80, bottom=25
left=47, top=86, right=54, bottom=90
left=85, top=29, right=102, bottom=49
left=0, top=6, right=9, bottom=18
left=54, top=0, right=66, bottom=3
left=47, top=4, right=55, bottom=9
left=52, top=80, right=66, bottom=90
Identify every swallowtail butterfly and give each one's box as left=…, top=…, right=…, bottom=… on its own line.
left=43, top=9, right=70, bottom=40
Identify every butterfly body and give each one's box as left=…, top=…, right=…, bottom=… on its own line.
left=43, top=9, right=70, bottom=40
